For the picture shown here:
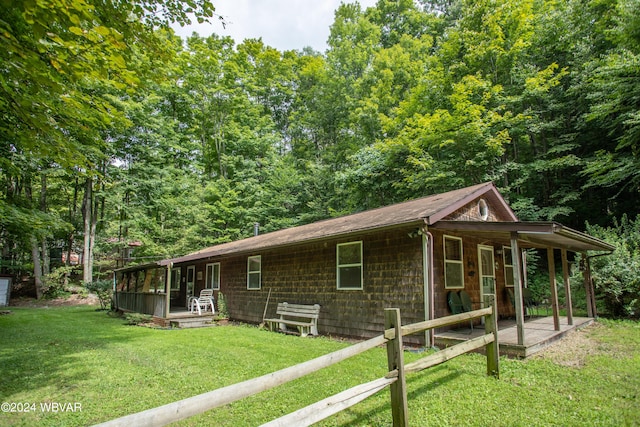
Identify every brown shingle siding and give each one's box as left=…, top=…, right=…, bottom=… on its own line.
left=202, top=227, right=425, bottom=342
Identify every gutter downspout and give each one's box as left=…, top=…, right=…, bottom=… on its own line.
left=422, top=226, right=435, bottom=348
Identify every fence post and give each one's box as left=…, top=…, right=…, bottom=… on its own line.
left=484, top=295, right=500, bottom=378
left=385, top=308, right=409, bottom=427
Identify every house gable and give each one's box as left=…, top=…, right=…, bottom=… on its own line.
left=425, top=183, right=517, bottom=224
left=440, top=191, right=517, bottom=222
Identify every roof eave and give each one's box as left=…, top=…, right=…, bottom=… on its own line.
left=161, top=219, right=426, bottom=265
left=431, top=221, right=614, bottom=252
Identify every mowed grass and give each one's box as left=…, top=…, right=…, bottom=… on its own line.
left=0, top=306, right=638, bottom=427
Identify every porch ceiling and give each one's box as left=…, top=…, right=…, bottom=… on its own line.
left=431, top=221, right=615, bottom=253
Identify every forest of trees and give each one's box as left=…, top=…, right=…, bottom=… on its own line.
left=1, top=0, right=639, bottom=304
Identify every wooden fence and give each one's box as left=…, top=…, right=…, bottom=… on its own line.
left=94, top=297, right=499, bottom=427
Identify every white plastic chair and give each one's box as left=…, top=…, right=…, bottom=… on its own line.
left=190, top=289, right=215, bottom=315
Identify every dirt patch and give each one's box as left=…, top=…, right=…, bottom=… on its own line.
left=9, top=293, right=100, bottom=308
left=532, top=323, right=604, bottom=367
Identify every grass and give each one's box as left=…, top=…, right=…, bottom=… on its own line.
left=0, top=306, right=638, bottom=426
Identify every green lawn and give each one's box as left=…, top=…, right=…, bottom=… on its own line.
left=0, top=305, right=638, bottom=426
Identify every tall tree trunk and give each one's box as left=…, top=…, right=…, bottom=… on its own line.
left=82, top=177, right=93, bottom=284
left=31, top=237, right=43, bottom=299
left=65, top=175, right=80, bottom=286
left=89, top=175, right=100, bottom=281
left=25, top=173, right=44, bottom=298
left=40, top=173, right=50, bottom=276
left=41, top=238, right=49, bottom=275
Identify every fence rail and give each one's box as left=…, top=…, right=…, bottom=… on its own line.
left=94, top=297, right=498, bottom=427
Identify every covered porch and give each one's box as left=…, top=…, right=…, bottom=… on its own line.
left=435, top=315, right=594, bottom=358
left=430, top=221, right=614, bottom=353
left=113, top=262, right=211, bottom=323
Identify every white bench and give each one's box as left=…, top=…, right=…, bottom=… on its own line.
left=264, top=302, right=320, bottom=337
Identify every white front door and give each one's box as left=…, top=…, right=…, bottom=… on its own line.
left=478, top=245, right=496, bottom=308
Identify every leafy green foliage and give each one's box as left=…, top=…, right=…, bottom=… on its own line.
left=123, top=312, right=153, bottom=325
left=216, top=292, right=229, bottom=319
left=40, top=265, right=77, bottom=299
left=85, top=280, right=113, bottom=310
left=579, top=215, right=640, bottom=318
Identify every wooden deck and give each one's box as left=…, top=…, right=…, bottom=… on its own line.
left=435, top=316, right=594, bottom=358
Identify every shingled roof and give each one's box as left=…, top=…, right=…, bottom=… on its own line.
left=160, top=182, right=504, bottom=265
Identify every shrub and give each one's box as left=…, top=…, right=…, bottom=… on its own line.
left=576, top=215, right=640, bottom=318
left=85, top=280, right=113, bottom=310
left=123, top=313, right=153, bottom=325
left=41, top=266, right=77, bottom=298
left=526, top=272, right=552, bottom=305
left=217, top=292, right=229, bottom=319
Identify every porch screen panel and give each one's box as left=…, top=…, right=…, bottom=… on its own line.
left=337, top=241, right=363, bottom=290
left=247, top=256, right=261, bottom=290
left=444, top=236, right=464, bottom=289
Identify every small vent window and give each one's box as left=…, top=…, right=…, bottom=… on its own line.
left=478, top=199, right=489, bottom=221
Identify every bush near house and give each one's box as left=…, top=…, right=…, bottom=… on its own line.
left=84, top=280, right=113, bottom=310
left=579, top=215, right=640, bottom=318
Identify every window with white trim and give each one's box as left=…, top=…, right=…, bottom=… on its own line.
left=503, top=246, right=514, bottom=287
left=247, top=256, right=261, bottom=290
left=206, top=263, right=220, bottom=290
left=444, top=235, right=464, bottom=289
left=337, top=241, right=363, bottom=290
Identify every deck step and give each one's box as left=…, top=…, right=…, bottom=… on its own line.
left=170, top=316, right=214, bottom=329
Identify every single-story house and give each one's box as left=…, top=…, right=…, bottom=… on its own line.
left=113, top=182, right=613, bottom=348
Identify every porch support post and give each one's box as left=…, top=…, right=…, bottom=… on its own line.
left=561, top=249, right=573, bottom=325
left=165, top=262, right=173, bottom=318
left=547, top=248, right=560, bottom=331
left=583, top=255, right=597, bottom=318
left=510, top=232, right=525, bottom=346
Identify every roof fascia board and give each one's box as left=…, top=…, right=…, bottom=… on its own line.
left=555, top=226, right=615, bottom=252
